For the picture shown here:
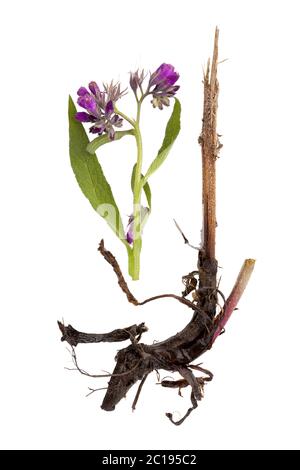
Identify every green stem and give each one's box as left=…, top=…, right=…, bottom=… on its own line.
left=136, top=100, right=142, bottom=124
left=115, top=103, right=143, bottom=280
left=131, top=101, right=143, bottom=280
left=114, top=108, right=136, bottom=128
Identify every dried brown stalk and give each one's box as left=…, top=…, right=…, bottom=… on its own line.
left=196, top=28, right=220, bottom=322
left=200, top=27, right=219, bottom=261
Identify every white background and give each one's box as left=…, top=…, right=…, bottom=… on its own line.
left=1, top=0, right=300, bottom=450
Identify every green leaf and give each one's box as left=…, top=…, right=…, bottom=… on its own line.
left=131, top=163, right=152, bottom=210
left=142, top=179, right=152, bottom=210
left=68, top=96, right=125, bottom=240
left=143, top=98, right=181, bottom=183
left=86, top=129, right=135, bottom=155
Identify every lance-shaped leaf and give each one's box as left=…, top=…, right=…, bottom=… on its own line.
left=131, top=163, right=152, bottom=210
left=86, top=129, right=135, bottom=155
left=143, top=98, right=181, bottom=184
left=68, top=96, right=125, bottom=240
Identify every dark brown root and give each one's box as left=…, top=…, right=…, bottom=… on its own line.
left=132, top=374, right=149, bottom=411
left=86, top=387, right=107, bottom=397
left=138, top=293, right=207, bottom=316
left=164, top=365, right=212, bottom=425
left=98, top=239, right=208, bottom=317
left=66, top=345, right=143, bottom=380
left=166, top=392, right=198, bottom=426
left=98, top=239, right=139, bottom=305
left=58, top=320, right=148, bottom=347
left=161, top=364, right=213, bottom=391
left=173, top=219, right=199, bottom=250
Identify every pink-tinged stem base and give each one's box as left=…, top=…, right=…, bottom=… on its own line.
left=212, top=259, right=255, bottom=343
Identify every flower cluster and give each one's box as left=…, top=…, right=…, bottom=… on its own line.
left=75, top=81, right=126, bottom=140
left=75, top=64, right=179, bottom=138
left=71, top=62, right=180, bottom=280
left=129, top=63, right=179, bottom=109
left=148, top=63, right=180, bottom=109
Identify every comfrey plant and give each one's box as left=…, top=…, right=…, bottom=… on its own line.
left=60, top=30, right=255, bottom=425
left=69, top=64, right=180, bottom=280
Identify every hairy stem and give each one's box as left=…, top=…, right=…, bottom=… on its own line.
left=131, top=101, right=143, bottom=280
left=114, top=108, right=136, bottom=128
left=114, top=104, right=143, bottom=281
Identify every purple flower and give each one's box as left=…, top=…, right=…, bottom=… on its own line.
left=77, top=93, right=97, bottom=114
left=126, top=207, right=150, bottom=245
left=88, top=81, right=101, bottom=96
left=77, top=87, right=89, bottom=96
left=105, top=100, right=114, bottom=115
left=90, top=125, right=105, bottom=134
left=148, top=63, right=179, bottom=109
left=149, top=63, right=179, bottom=88
left=75, top=112, right=95, bottom=122
left=75, top=80, right=126, bottom=140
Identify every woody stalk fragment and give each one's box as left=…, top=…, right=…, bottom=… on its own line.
left=58, top=28, right=255, bottom=425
